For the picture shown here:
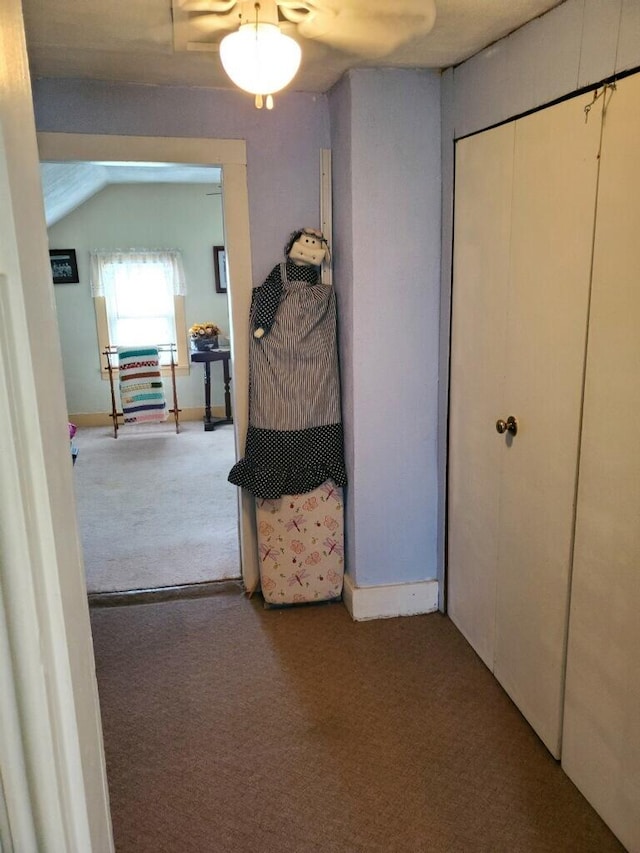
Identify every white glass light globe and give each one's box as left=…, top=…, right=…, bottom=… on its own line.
left=220, top=22, right=301, bottom=96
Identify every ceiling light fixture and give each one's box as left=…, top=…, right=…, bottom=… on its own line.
left=220, top=0, right=301, bottom=109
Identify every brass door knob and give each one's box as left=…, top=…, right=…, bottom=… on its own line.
left=496, top=416, right=518, bottom=436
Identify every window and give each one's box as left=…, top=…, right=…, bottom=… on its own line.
left=90, top=249, right=188, bottom=373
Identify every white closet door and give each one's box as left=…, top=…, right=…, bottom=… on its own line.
left=562, top=73, right=640, bottom=852
left=494, top=95, right=601, bottom=757
left=448, top=122, right=514, bottom=669
left=449, top=93, right=600, bottom=758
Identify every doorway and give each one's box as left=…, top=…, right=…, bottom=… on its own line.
left=37, top=132, right=260, bottom=593
left=44, top=162, right=240, bottom=593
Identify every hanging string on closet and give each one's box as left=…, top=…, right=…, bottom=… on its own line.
left=583, top=81, right=616, bottom=124
left=584, top=81, right=618, bottom=165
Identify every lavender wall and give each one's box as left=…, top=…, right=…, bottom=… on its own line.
left=329, top=69, right=442, bottom=588
left=446, top=0, right=640, bottom=141
left=34, top=71, right=442, bottom=595
left=32, top=79, right=330, bottom=286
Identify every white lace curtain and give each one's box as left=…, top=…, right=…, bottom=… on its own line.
left=89, top=249, right=186, bottom=297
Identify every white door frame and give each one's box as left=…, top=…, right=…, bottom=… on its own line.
left=1, top=1, right=114, bottom=844
left=37, top=132, right=259, bottom=595
left=3, top=0, right=256, bottom=845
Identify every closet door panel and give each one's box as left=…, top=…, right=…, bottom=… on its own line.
left=493, top=94, right=601, bottom=757
left=448, top=123, right=514, bottom=668
left=562, top=73, right=640, bottom=852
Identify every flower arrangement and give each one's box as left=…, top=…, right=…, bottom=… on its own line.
left=189, top=322, right=224, bottom=352
left=189, top=322, right=221, bottom=340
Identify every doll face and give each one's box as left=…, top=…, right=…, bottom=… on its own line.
left=288, top=230, right=328, bottom=266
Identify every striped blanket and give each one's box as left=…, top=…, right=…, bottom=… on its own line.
left=118, top=346, right=167, bottom=424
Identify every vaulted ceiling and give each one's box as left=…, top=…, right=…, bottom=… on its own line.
left=41, top=162, right=221, bottom=226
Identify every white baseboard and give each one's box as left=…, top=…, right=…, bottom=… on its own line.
left=342, top=574, right=439, bottom=621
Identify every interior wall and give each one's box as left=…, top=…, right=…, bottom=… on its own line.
left=448, top=0, right=640, bottom=139
left=329, top=68, right=441, bottom=589
left=48, top=182, right=225, bottom=415
left=32, top=80, right=330, bottom=287
left=437, top=0, right=640, bottom=605
left=36, top=71, right=442, bottom=597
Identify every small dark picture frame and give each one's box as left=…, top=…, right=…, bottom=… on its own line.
left=213, top=245, right=228, bottom=294
left=49, top=249, right=79, bottom=284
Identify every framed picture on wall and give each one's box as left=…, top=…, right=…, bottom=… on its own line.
left=49, top=249, right=79, bottom=284
left=213, top=245, right=227, bottom=293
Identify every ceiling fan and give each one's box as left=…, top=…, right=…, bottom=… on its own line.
left=173, top=0, right=436, bottom=57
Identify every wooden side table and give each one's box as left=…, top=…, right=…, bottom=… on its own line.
left=190, top=349, right=233, bottom=431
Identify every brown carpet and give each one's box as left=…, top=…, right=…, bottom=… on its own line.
left=90, top=588, right=625, bottom=853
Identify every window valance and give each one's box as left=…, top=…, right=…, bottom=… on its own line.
left=89, top=249, right=186, bottom=297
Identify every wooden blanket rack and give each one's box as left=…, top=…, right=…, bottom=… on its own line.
left=103, top=344, right=181, bottom=438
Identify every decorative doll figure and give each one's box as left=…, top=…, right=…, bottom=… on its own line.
left=228, top=227, right=346, bottom=501
left=228, top=227, right=346, bottom=605
left=253, top=228, right=330, bottom=339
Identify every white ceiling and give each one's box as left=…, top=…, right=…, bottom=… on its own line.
left=23, top=0, right=565, bottom=94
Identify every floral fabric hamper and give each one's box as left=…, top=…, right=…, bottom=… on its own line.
left=255, top=480, right=344, bottom=605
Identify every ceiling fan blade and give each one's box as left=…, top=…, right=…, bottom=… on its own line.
left=277, top=2, right=319, bottom=24
left=277, top=1, right=436, bottom=57
left=185, top=14, right=238, bottom=37
left=295, top=7, right=436, bottom=57
left=178, top=0, right=238, bottom=12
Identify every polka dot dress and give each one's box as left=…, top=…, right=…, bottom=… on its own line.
left=228, top=261, right=347, bottom=499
